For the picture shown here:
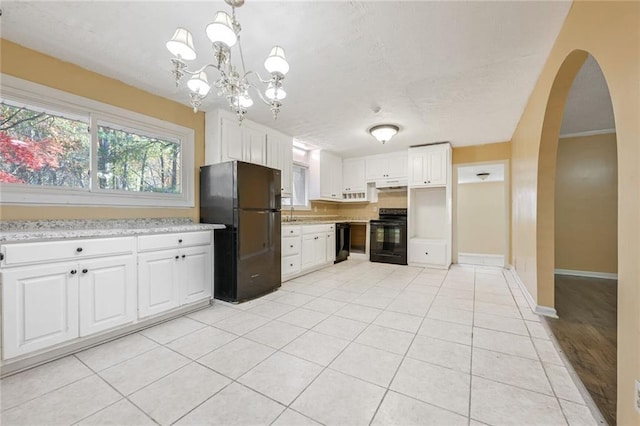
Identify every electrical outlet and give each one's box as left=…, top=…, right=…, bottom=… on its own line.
left=635, top=379, right=640, bottom=414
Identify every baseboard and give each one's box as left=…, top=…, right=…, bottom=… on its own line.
left=554, top=268, right=617, bottom=280
left=458, top=252, right=504, bottom=267
left=507, top=267, right=559, bottom=319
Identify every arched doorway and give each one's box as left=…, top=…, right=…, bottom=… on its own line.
left=538, top=52, right=618, bottom=425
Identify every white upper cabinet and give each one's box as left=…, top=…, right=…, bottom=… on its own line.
left=220, top=117, right=243, bottom=162
left=310, top=150, right=343, bottom=200
left=365, top=153, right=407, bottom=181
left=342, top=158, right=366, bottom=193
left=242, top=123, right=267, bottom=165
left=408, top=144, right=449, bottom=187
left=266, top=130, right=293, bottom=196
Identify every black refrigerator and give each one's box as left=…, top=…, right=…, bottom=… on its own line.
left=200, top=161, right=281, bottom=302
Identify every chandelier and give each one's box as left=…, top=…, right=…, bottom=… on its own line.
left=166, top=0, right=289, bottom=122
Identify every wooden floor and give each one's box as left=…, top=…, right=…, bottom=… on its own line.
left=546, top=275, right=617, bottom=426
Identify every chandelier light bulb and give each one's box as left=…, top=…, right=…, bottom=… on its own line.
left=239, top=92, right=254, bottom=108
left=264, top=46, right=290, bottom=75
left=369, top=124, right=399, bottom=144
left=205, top=11, right=237, bottom=47
left=187, top=71, right=211, bottom=97
left=166, top=28, right=196, bottom=60
left=265, top=83, right=287, bottom=101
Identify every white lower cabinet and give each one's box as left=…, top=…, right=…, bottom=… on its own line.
left=137, top=235, right=213, bottom=319
left=79, top=255, right=136, bottom=337
left=408, top=239, right=447, bottom=267
left=283, top=224, right=334, bottom=281
left=1, top=231, right=214, bottom=362
left=137, top=250, right=181, bottom=318
left=2, top=262, right=79, bottom=359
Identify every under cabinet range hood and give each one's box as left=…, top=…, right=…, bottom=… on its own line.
left=375, top=178, right=407, bottom=190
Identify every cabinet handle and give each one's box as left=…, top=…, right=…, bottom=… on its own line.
left=76, top=247, right=83, bottom=253
left=182, top=254, right=186, bottom=258
left=314, top=236, right=318, bottom=240
left=178, top=239, right=183, bottom=243
left=290, top=263, right=294, bottom=267
left=290, top=244, right=294, bottom=248
left=70, top=269, right=77, bottom=275
left=425, top=252, right=429, bottom=255
left=175, top=255, right=179, bottom=259
left=290, top=230, right=294, bottom=234
left=82, top=269, right=88, bottom=274
left=0, top=253, right=4, bottom=261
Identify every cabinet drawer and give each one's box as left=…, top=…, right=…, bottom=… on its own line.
left=302, top=224, right=333, bottom=235
left=282, top=254, right=300, bottom=276
left=409, top=240, right=447, bottom=266
left=282, top=226, right=301, bottom=237
left=2, top=237, right=135, bottom=267
left=138, top=231, right=211, bottom=252
left=282, top=237, right=301, bottom=256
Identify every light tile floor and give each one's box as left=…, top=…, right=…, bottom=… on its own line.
left=0, top=261, right=602, bottom=425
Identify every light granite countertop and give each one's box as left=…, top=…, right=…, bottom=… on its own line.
left=0, top=218, right=225, bottom=243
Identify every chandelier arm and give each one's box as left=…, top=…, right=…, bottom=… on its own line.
left=243, top=70, right=274, bottom=85
left=245, top=83, right=274, bottom=106
left=180, top=63, right=224, bottom=76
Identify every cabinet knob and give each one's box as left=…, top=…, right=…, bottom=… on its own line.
left=290, top=244, right=294, bottom=248
left=70, top=269, right=77, bottom=275
left=425, top=252, right=429, bottom=255
left=82, top=269, right=88, bottom=274
left=76, top=247, right=83, bottom=253
left=290, top=230, right=294, bottom=234
left=175, top=255, right=179, bottom=259
left=290, top=263, right=294, bottom=267
left=182, top=254, right=186, bottom=258
left=178, top=239, right=183, bottom=243
left=314, top=236, right=318, bottom=240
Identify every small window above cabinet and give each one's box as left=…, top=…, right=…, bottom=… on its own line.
left=408, top=143, right=450, bottom=187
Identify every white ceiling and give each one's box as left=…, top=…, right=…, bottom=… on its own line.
left=560, top=54, right=615, bottom=136
left=2, top=1, right=606, bottom=158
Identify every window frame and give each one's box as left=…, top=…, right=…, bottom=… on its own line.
left=0, top=74, right=194, bottom=207
left=288, top=161, right=310, bottom=210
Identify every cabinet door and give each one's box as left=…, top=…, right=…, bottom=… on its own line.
left=243, top=125, right=267, bottom=165
left=426, top=149, right=447, bottom=185
left=181, top=245, right=213, bottom=305
left=319, top=152, right=334, bottom=198
left=281, top=139, right=293, bottom=196
left=301, top=234, right=316, bottom=270
left=343, top=158, right=365, bottom=192
left=220, top=117, right=243, bottom=162
left=387, top=155, right=408, bottom=179
left=314, top=233, right=328, bottom=266
left=329, top=154, right=343, bottom=199
left=326, top=231, right=335, bottom=263
left=408, top=240, right=447, bottom=266
left=78, top=255, right=136, bottom=337
left=366, top=156, right=386, bottom=180
left=138, top=250, right=180, bottom=318
left=2, top=263, right=79, bottom=358
left=408, top=155, right=426, bottom=186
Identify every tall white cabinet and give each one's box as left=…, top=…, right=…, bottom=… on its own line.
left=407, top=143, right=452, bottom=269
left=309, top=150, right=343, bottom=201
left=205, top=109, right=293, bottom=197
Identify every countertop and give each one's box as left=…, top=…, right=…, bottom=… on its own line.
left=0, top=218, right=225, bottom=243
left=282, top=217, right=370, bottom=225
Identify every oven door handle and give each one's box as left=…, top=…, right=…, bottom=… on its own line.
left=371, top=222, right=406, bottom=227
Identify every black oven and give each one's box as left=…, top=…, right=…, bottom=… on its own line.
left=369, top=208, right=407, bottom=265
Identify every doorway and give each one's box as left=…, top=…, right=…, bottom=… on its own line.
left=541, top=53, right=618, bottom=425
left=454, top=162, right=508, bottom=267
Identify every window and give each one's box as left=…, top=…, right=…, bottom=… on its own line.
left=0, top=75, right=194, bottom=207
left=282, top=163, right=309, bottom=208
left=0, top=102, right=90, bottom=188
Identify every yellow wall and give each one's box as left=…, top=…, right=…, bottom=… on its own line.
left=452, top=141, right=511, bottom=164
left=457, top=181, right=505, bottom=255
left=509, top=1, right=639, bottom=422
left=555, top=133, right=617, bottom=273
left=0, top=39, right=205, bottom=222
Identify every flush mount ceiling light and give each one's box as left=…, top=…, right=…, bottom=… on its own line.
left=476, top=172, right=491, bottom=180
left=166, top=0, right=289, bottom=122
left=369, top=124, right=399, bottom=144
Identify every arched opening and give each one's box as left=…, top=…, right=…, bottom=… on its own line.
left=536, top=50, right=618, bottom=424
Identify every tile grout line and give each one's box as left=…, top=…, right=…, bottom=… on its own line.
left=467, top=266, right=477, bottom=425
left=72, top=354, right=161, bottom=426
